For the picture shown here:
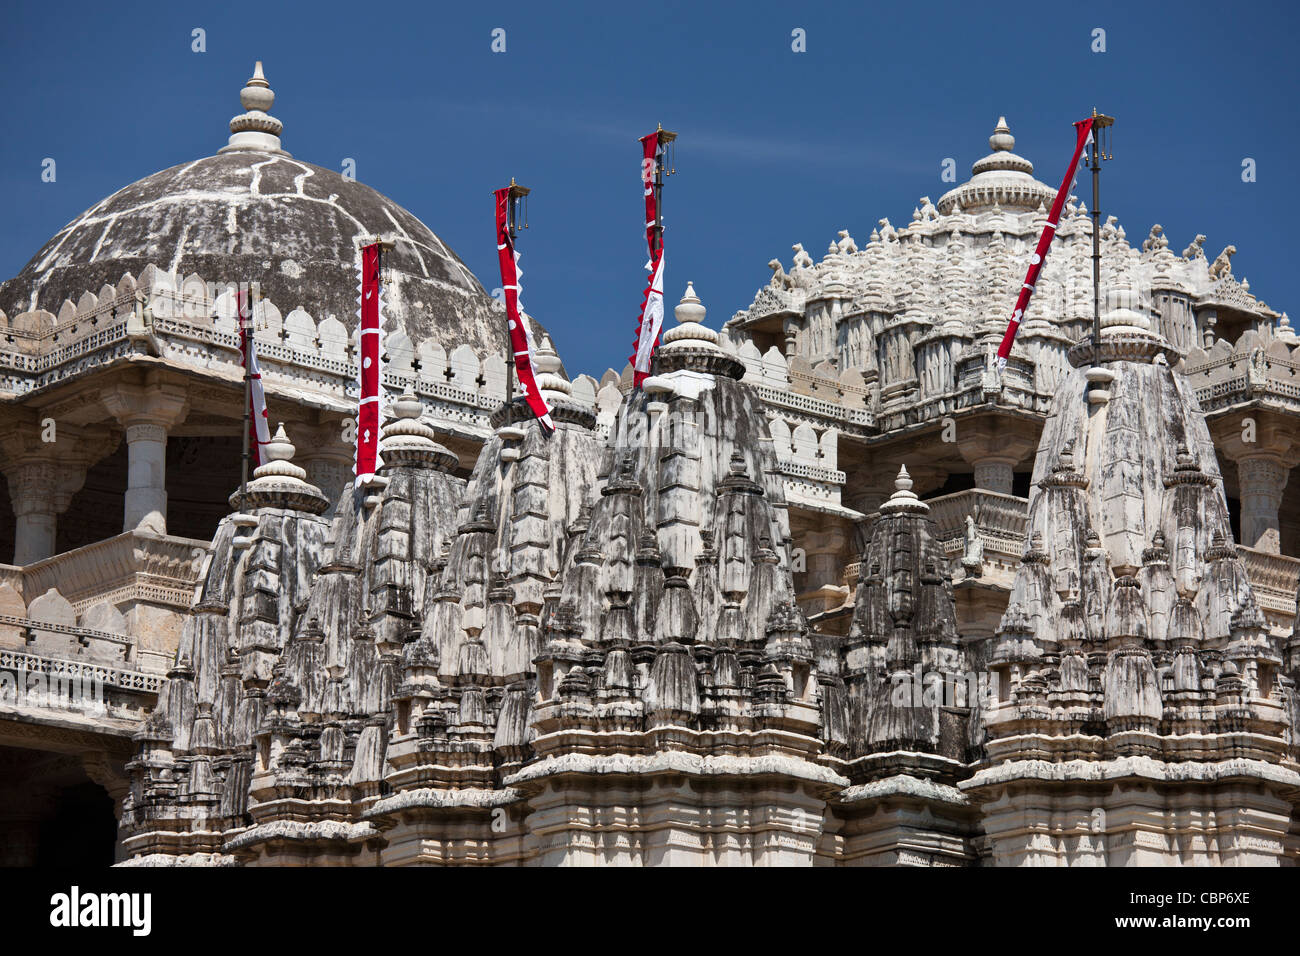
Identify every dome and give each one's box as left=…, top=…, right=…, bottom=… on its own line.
left=936, top=117, right=1057, bottom=214
left=0, top=63, right=524, bottom=357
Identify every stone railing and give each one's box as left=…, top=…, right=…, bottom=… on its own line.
left=775, top=458, right=846, bottom=485
left=1236, top=545, right=1299, bottom=629
left=926, top=489, right=1029, bottom=547
left=0, top=647, right=164, bottom=740
left=1183, top=331, right=1300, bottom=413
left=0, top=265, right=612, bottom=433
left=0, top=532, right=209, bottom=680
left=0, top=615, right=136, bottom=665
left=16, top=531, right=210, bottom=615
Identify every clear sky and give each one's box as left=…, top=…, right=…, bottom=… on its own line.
left=2, top=0, right=1296, bottom=377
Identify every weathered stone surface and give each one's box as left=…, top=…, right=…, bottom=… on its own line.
left=0, top=66, right=546, bottom=359
left=4, top=67, right=1298, bottom=865
left=965, top=302, right=1300, bottom=864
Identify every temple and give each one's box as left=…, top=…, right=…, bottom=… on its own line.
left=1, top=67, right=1297, bottom=865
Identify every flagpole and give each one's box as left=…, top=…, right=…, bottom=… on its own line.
left=502, top=179, right=530, bottom=410
left=652, top=127, right=665, bottom=258
left=1090, top=116, right=1101, bottom=354
left=1088, top=108, right=1114, bottom=360
left=240, top=280, right=252, bottom=501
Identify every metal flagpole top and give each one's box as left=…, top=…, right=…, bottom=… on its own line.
left=1088, top=110, right=1115, bottom=378
left=501, top=179, right=531, bottom=238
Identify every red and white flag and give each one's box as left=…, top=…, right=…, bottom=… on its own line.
left=495, top=188, right=554, bottom=432
left=630, top=131, right=666, bottom=388
left=354, top=242, right=384, bottom=486
left=236, top=288, right=271, bottom=466
left=995, top=117, right=1095, bottom=370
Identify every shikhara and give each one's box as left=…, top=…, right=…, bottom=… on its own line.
left=0, top=61, right=1296, bottom=867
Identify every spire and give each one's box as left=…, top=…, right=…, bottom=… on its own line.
left=988, top=117, right=1015, bottom=152
left=380, top=394, right=458, bottom=472
left=1277, top=312, right=1296, bottom=342
left=972, top=116, right=1034, bottom=176
left=1099, top=287, right=1155, bottom=334
left=660, top=282, right=718, bottom=352
left=652, top=283, right=744, bottom=381
left=220, top=61, right=289, bottom=156
left=532, top=334, right=573, bottom=406
left=229, top=423, right=328, bottom=513
left=938, top=115, right=1054, bottom=214
left=879, top=464, right=929, bottom=515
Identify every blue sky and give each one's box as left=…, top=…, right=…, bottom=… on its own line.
left=2, top=0, right=1296, bottom=377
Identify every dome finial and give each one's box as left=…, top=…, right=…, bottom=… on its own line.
left=659, top=282, right=719, bottom=355
left=880, top=462, right=929, bottom=514
left=989, top=117, right=1015, bottom=152
left=220, top=61, right=290, bottom=157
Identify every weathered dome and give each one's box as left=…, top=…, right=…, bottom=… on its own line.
left=0, top=63, right=520, bottom=356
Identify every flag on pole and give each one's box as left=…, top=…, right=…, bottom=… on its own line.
left=494, top=188, right=554, bottom=431
left=236, top=289, right=271, bottom=467
left=995, top=116, right=1096, bottom=370
left=354, top=241, right=384, bottom=487
left=630, top=130, right=665, bottom=388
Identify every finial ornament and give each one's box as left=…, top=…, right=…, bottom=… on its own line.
left=880, top=463, right=929, bottom=514
left=989, top=117, right=1015, bottom=152
left=230, top=423, right=328, bottom=513
left=382, top=394, right=458, bottom=472
left=220, top=61, right=289, bottom=156
left=1278, top=312, right=1296, bottom=341
left=532, top=334, right=573, bottom=404
left=660, top=282, right=721, bottom=353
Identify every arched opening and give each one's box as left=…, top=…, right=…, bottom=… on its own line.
left=36, top=779, right=119, bottom=867
left=0, top=745, right=118, bottom=866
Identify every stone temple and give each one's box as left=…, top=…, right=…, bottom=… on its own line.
left=1, top=65, right=1298, bottom=866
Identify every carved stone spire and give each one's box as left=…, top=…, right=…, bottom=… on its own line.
left=879, top=464, right=929, bottom=515
left=230, top=423, right=329, bottom=513
left=380, top=394, right=458, bottom=472
left=938, top=116, right=1054, bottom=214
left=652, top=283, right=744, bottom=380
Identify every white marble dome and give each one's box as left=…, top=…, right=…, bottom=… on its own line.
left=0, top=63, right=530, bottom=356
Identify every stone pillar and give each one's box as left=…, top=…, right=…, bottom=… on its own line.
left=8, top=461, right=59, bottom=565
left=103, top=380, right=190, bottom=535
left=955, top=415, right=1039, bottom=496
left=0, top=422, right=115, bottom=565
left=1236, top=456, right=1289, bottom=553
left=972, top=460, right=1014, bottom=494
left=123, top=422, right=169, bottom=533
left=1212, top=411, right=1300, bottom=555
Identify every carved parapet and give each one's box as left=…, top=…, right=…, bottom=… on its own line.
left=731, top=285, right=806, bottom=327
left=19, top=531, right=208, bottom=618
left=1194, top=275, right=1278, bottom=318
left=1184, top=337, right=1300, bottom=414
left=927, top=489, right=1028, bottom=551
left=1236, top=545, right=1300, bottom=634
